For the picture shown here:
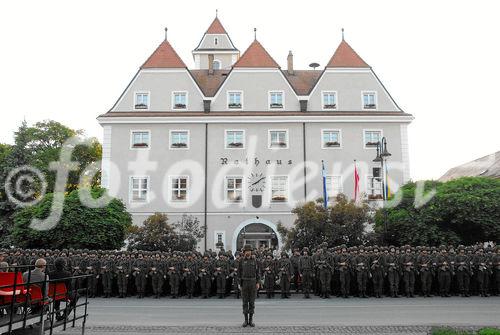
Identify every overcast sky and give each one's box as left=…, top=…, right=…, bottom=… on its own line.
left=0, top=0, right=499, bottom=181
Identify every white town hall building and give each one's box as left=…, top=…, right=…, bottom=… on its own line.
left=98, top=16, right=413, bottom=252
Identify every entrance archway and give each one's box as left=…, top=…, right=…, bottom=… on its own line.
left=232, top=218, right=282, bottom=252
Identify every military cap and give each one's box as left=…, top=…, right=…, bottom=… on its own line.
left=243, top=244, right=253, bottom=252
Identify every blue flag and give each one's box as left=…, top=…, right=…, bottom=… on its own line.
left=322, top=160, right=328, bottom=208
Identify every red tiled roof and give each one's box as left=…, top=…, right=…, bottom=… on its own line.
left=233, top=40, right=280, bottom=68
left=206, top=17, right=227, bottom=34
left=282, top=70, right=322, bottom=95
left=190, top=70, right=230, bottom=97
left=327, top=40, right=369, bottom=68
left=141, top=40, right=187, bottom=69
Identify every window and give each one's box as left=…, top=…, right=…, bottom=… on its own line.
left=225, top=130, right=245, bottom=149
left=322, top=92, right=337, bottom=110
left=171, top=176, right=188, bottom=201
left=227, top=91, right=242, bottom=109
left=226, top=177, right=243, bottom=202
left=130, top=177, right=148, bottom=202
left=134, top=92, right=149, bottom=110
left=173, top=92, right=187, bottom=109
left=170, top=130, right=189, bottom=149
left=131, top=131, right=150, bottom=149
left=214, top=231, right=225, bottom=250
left=269, top=130, right=288, bottom=149
left=271, top=176, right=288, bottom=202
left=326, top=176, right=343, bottom=201
left=363, top=92, right=377, bottom=109
left=213, top=60, right=221, bottom=70
left=366, top=175, right=383, bottom=200
left=269, top=91, right=284, bottom=109
left=364, top=130, right=382, bottom=148
left=322, top=130, right=341, bottom=148
left=214, top=37, right=218, bottom=45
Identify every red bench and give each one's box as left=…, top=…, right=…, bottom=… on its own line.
left=48, top=283, right=68, bottom=301
left=0, top=272, right=28, bottom=305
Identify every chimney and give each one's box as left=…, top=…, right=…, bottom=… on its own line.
left=287, top=50, right=294, bottom=75
left=208, top=54, right=214, bottom=75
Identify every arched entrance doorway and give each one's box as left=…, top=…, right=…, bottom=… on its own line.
left=232, top=218, right=281, bottom=252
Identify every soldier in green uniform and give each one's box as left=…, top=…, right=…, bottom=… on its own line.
left=417, top=247, right=433, bottom=297
left=455, top=245, right=472, bottom=297
left=401, top=246, right=416, bottom=298
left=337, top=245, right=351, bottom=298
left=370, top=246, right=385, bottom=298
left=199, top=253, right=212, bottom=298
left=238, top=244, right=260, bottom=328
left=436, top=246, right=453, bottom=297
left=299, top=247, right=314, bottom=298
left=278, top=252, right=292, bottom=298
left=182, top=252, right=197, bottom=299
left=354, top=246, right=369, bottom=298
left=316, top=246, right=333, bottom=298
left=214, top=252, right=229, bottom=299
left=116, top=253, right=130, bottom=298
left=385, top=246, right=400, bottom=298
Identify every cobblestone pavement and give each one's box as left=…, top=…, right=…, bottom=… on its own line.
left=52, top=296, right=499, bottom=334
left=56, top=325, right=492, bottom=335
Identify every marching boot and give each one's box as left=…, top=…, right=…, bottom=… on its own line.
left=248, top=313, right=255, bottom=327
left=242, top=313, right=248, bottom=327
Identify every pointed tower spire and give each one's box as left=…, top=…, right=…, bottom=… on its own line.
left=341, top=28, right=344, bottom=41
left=233, top=39, right=280, bottom=68
left=326, top=39, right=369, bottom=68
left=141, top=29, right=187, bottom=69
left=164, top=27, right=168, bottom=41
left=254, top=28, right=257, bottom=40
left=193, top=15, right=239, bottom=69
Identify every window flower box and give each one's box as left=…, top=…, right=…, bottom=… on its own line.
left=366, top=141, right=379, bottom=147
left=134, top=103, right=148, bottom=109
left=174, top=195, right=186, bottom=201
left=215, top=242, right=224, bottom=248
left=271, top=142, right=287, bottom=148
left=171, top=142, right=187, bottom=148
left=227, top=142, right=243, bottom=148
left=132, top=143, right=149, bottom=148
left=272, top=195, right=287, bottom=202
left=324, top=104, right=337, bottom=109
left=229, top=195, right=242, bottom=202
left=364, top=103, right=376, bottom=109
left=228, top=103, right=242, bottom=109
left=174, top=103, right=186, bottom=109
left=270, top=103, right=283, bottom=108
left=325, top=141, right=340, bottom=147
left=368, top=194, right=383, bottom=200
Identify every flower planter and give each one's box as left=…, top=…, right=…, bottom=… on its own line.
left=366, top=142, right=379, bottom=147
left=368, top=194, right=383, bottom=200
left=272, top=196, right=286, bottom=202
left=132, top=143, right=149, bottom=148
left=228, top=142, right=243, bottom=148
left=228, top=103, right=242, bottom=109
left=324, top=104, right=337, bottom=109
left=174, top=103, right=186, bottom=109
left=171, top=142, right=187, bottom=148
left=134, top=104, right=148, bottom=109
left=364, top=104, right=376, bottom=109
left=271, top=142, right=287, bottom=148
left=325, top=141, right=340, bottom=147
left=270, top=103, right=283, bottom=108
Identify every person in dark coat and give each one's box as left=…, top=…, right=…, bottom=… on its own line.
left=237, top=244, right=260, bottom=327
left=49, top=257, right=72, bottom=320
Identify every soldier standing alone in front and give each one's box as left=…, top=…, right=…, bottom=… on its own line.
left=238, top=244, right=260, bottom=327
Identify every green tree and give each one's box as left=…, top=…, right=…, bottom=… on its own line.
left=278, top=194, right=373, bottom=250
left=375, top=177, right=500, bottom=246
left=12, top=188, right=131, bottom=250
left=127, top=213, right=204, bottom=252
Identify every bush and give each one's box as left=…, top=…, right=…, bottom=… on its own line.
left=431, top=328, right=472, bottom=335
left=478, top=328, right=500, bottom=335
left=12, top=188, right=131, bottom=250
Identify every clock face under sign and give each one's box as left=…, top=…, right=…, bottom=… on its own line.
left=248, top=172, right=266, bottom=192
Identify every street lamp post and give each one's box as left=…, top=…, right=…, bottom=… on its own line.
left=373, top=137, right=391, bottom=244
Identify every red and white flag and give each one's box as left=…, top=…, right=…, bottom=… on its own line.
left=354, top=161, right=360, bottom=202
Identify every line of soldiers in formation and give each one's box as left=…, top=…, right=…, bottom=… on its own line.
left=1, top=243, right=499, bottom=299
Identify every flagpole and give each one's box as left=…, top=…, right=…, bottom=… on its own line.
left=321, top=160, right=328, bottom=209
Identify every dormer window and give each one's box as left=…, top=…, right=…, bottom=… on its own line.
left=134, top=92, right=149, bottom=110
left=322, top=91, right=337, bottom=110
left=227, top=91, right=242, bottom=109
left=363, top=92, right=377, bottom=109
left=269, top=91, right=284, bottom=109
left=173, top=92, right=187, bottom=110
